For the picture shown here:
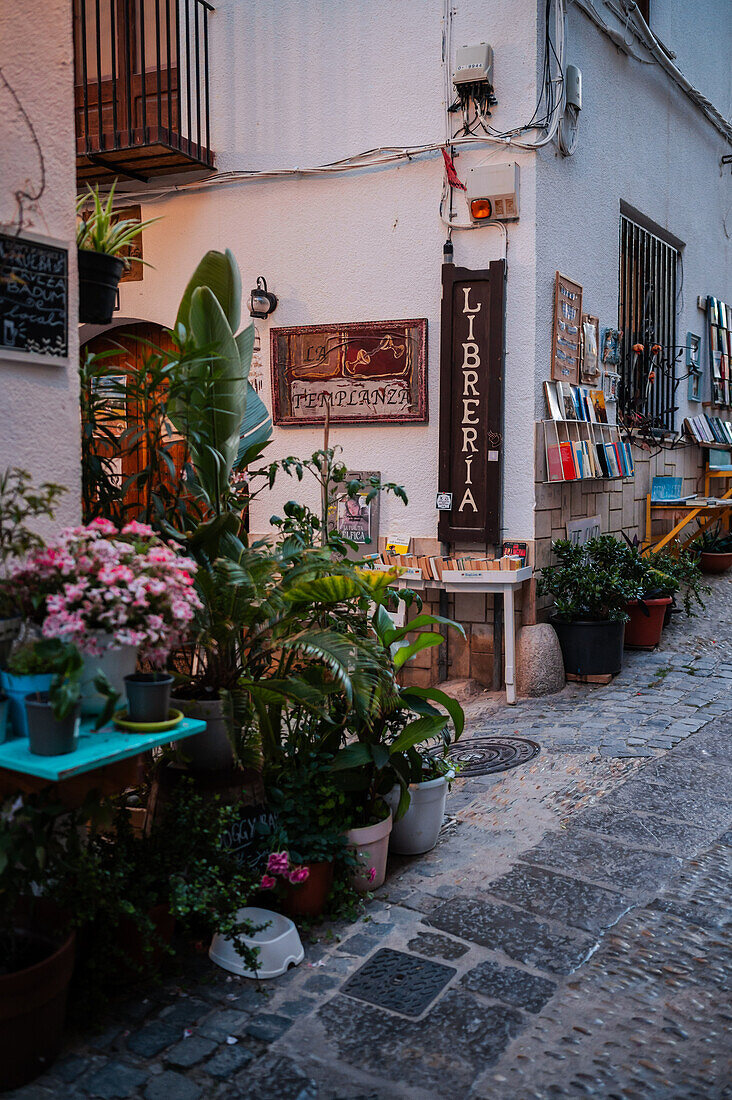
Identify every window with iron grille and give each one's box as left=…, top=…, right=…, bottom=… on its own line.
left=618, top=211, right=679, bottom=432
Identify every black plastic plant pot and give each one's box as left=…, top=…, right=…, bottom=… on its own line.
left=78, top=249, right=124, bottom=324
left=550, top=616, right=625, bottom=677
left=124, top=672, right=174, bottom=724
left=25, top=696, right=79, bottom=756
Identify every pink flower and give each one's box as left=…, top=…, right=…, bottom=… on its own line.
left=122, top=520, right=155, bottom=537
left=287, top=867, right=310, bottom=884
left=266, top=851, right=289, bottom=875
left=367, top=867, right=377, bottom=884
left=87, top=517, right=117, bottom=535
left=259, top=874, right=276, bottom=890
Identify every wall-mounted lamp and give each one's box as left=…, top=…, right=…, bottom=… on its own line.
left=249, top=276, right=278, bottom=319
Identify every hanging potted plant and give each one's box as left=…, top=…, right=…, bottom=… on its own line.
left=10, top=519, right=200, bottom=716
left=76, top=181, right=159, bottom=324
left=693, top=522, right=732, bottom=574
left=539, top=536, right=640, bottom=677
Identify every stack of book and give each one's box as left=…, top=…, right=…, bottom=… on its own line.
left=369, top=553, right=524, bottom=579
left=685, top=413, right=732, bottom=447
left=707, top=297, right=731, bottom=407
left=544, top=380, right=608, bottom=423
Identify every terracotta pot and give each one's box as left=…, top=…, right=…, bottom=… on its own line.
left=0, top=908, right=76, bottom=1090
left=346, top=811, right=392, bottom=892
left=699, top=550, right=732, bottom=574
left=624, top=597, right=672, bottom=649
left=280, top=861, right=334, bottom=918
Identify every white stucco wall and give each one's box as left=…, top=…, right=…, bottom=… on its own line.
left=117, top=0, right=540, bottom=544
left=535, top=1, right=732, bottom=429
left=0, top=0, right=81, bottom=533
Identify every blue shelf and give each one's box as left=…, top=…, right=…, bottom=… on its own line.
left=0, top=716, right=206, bottom=782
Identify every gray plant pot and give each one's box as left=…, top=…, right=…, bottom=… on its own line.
left=124, top=673, right=173, bottom=724
left=171, top=695, right=235, bottom=772
left=25, top=695, right=80, bottom=757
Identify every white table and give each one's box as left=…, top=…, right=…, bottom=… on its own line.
left=439, top=566, right=532, bottom=705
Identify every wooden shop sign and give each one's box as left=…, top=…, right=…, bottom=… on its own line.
left=438, top=261, right=506, bottom=544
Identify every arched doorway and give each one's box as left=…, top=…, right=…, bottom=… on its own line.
left=80, top=322, right=189, bottom=527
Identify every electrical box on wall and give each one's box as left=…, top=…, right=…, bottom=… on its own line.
left=565, top=64, right=582, bottom=110
left=453, top=43, right=494, bottom=86
left=466, top=162, right=520, bottom=222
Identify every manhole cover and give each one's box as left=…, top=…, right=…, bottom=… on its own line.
left=342, top=948, right=456, bottom=1017
left=442, top=736, right=540, bottom=776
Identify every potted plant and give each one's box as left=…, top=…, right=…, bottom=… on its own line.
left=76, top=181, right=159, bottom=324
left=1, top=641, right=55, bottom=738
left=123, top=670, right=174, bottom=724
left=0, top=792, right=79, bottom=1089
left=539, top=536, right=641, bottom=677
left=0, top=468, right=65, bottom=667
left=693, top=522, right=732, bottom=574
left=258, top=750, right=350, bottom=918
left=386, top=753, right=458, bottom=857
left=10, top=519, right=200, bottom=716
left=622, top=552, right=677, bottom=650
left=643, top=545, right=710, bottom=624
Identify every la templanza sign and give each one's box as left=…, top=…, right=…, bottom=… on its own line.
left=438, top=261, right=506, bottom=544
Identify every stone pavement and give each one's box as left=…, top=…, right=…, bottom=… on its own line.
left=10, top=575, right=732, bottom=1100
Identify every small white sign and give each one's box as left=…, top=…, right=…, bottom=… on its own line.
left=487, top=450, right=499, bottom=462
left=566, top=514, right=601, bottom=546
left=436, top=492, right=453, bottom=510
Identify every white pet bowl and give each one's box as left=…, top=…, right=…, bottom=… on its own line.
left=209, top=906, right=304, bottom=979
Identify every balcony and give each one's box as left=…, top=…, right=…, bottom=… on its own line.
left=74, top=0, right=215, bottom=185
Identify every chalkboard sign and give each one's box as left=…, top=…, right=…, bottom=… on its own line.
left=0, top=232, right=68, bottom=361
left=220, top=803, right=278, bottom=871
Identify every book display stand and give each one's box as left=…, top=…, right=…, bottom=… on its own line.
left=541, top=380, right=634, bottom=483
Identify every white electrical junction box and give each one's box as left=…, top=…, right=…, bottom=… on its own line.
left=466, top=162, right=520, bottom=221
left=453, top=43, right=494, bottom=86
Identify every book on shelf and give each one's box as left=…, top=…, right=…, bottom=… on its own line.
left=624, top=440, right=635, bottom=475
left=589, top=389, right=608, bottom=423
left=544, top=381, right=563, bottom=420
left=560, top=382, right=576, bottom=420
left=560, top=441, right=577, bottom=479
left=594, top=442, right=609, bottom=477
left=546, top=441, right=564, bottom=482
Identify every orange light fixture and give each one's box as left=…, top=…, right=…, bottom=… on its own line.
left=470, top=198, right=493, bottom=220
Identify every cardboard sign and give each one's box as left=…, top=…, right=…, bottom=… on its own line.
left=438, top=262, right=506, bottom=544
left=566, top=514, right=601, bottom=546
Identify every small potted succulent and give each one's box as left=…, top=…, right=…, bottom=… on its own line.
left=693, top=522, right=732, bottom=574
left=76, top=180, right=159, bottom=323
left=539, top=536, right=641, bottom=677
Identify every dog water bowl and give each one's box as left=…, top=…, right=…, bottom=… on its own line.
left=209, top=907, right=304, bottom=979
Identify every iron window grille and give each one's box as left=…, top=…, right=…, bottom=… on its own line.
left=618, top=212, right=679, bottom=433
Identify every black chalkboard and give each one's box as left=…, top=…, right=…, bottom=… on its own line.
left=0, top=233, right=68, bottom=359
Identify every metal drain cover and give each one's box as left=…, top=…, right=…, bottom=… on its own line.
left=342, top=948, right=456, bottom=1017
left=443, top=736, right=540, bottom=776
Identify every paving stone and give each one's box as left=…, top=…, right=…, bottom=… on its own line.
left=486, top=862, right=631, bottom=934
left=521, top=830, right=683, bottom=893
left=245, top=1012, right=294, bottom=1042
left=460, top=958, right=557, bottom=1013
left=318, top=988, right=524, bottom=1094
left=573, top=807, right=720, bottom=855
left=426, top=897, right=595, bottom=974
left=649, top=841, right=732, bottom=929
left=126, top=1020, right=181, bottom=1058
left=637, top=758, right=732, bottom=802
left=277, top=997, right=318, bottom=1018
left=336, top=933, right=381, bottom=956
left=196, top=1008, right=249, bottom=1042
left=144, top=1071, right=202, bottom=1100
left=164, top=1035, right=217, bottom=1069
left=83, top=1062, right=148, bottom=1099
left=49, top=1054, right=88, bottom=1083
left=611, top=778, right=732, bottom=826
left=201, top=1044, right=256, bottom=1078
left=302, top=973, right=340, bottom=993
left=228, top=986, right=272, bottom=1012
left=232, top=1054, right=318, bottom=1100
left=157, top=998, right=210, bottom=1028
left=406, top=931, right=470, bottom=960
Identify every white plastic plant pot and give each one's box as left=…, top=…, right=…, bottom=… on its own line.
left=208, top=907, right=304, bottom=980
left=386, top=777, right=448, bottom=856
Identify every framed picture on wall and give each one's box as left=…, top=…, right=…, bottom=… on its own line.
left=551, top=272, right=583, bottom=385
left=270, top=319, right=427, bottom=426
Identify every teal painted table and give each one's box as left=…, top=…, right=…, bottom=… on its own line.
left=0, top=716, right=206, bottom=783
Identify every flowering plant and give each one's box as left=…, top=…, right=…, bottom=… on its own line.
left=259, top=851, right=310, bottom=892
left=10, top=518, right=201, bottom=664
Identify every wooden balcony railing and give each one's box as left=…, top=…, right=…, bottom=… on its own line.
left=74, top=0, right=215, bottom=184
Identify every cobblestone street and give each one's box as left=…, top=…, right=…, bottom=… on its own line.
left=12, top=575, right=732, bottom=1100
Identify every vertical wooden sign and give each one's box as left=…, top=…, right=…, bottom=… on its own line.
left=438, top=261, right=506, bottom=544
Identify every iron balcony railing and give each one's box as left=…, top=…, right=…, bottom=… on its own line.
left=74, top=0, right=214, bottom=182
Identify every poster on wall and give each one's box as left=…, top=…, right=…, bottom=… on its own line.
left=270, top=319, right=427, bottom=425
left=0, top=232, right=68, bottom=362
left=438, top=261, right=506, bottom=545
left=327, top=470, right=380, bottom=558
left=550, top=272, right=583, bottom=385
